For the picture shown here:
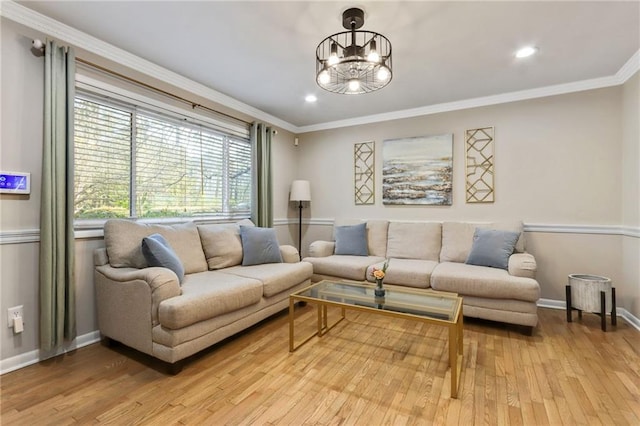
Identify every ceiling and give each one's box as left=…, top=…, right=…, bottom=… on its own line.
left=16, top=1, right=640, bottom=130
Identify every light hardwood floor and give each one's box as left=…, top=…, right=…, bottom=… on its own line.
left=1, top=306, right=639, bottom=425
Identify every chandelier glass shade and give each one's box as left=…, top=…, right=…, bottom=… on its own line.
left=316, top=8, right=392, bottom=94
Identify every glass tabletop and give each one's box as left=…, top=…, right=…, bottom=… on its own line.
left=292, top=280, right=461, bottom=322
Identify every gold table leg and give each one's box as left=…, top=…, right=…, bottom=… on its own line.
left=448, top=306, right=464, bottom=398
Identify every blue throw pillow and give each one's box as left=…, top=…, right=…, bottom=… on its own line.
left=334, top=223, right=368, bottom=256
left=240, top=226, right=283, bottom=266
left=466, top=228, right=520, bottom=270
left=142, top=234, right=185, bottom=283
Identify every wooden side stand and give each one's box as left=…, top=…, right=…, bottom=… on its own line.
left=566, top=285, right=617, bottom=331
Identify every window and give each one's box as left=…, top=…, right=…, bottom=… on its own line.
left=74, top=93, right=251, bottom=221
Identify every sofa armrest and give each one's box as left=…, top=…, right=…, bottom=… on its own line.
left=95, top=264, right=181, bottom=328
left=279, top=245, right=300, bottom=263
left=508, top=253, right=537, bottom=279
left=96, top=264, right=181, bottom=294
left=308, top=240, right=335, bottom=257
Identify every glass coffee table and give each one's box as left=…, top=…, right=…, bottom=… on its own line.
left=289, top=280, right=464, bottom=398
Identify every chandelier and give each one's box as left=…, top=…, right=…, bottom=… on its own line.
left=316, top=8, right=392, bottom=94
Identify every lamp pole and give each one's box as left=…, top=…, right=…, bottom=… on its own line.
left=290, top=180, right=310, bottom=261
left=298, top=200, right=303, bottom=261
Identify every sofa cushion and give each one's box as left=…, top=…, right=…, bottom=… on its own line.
left=440, top=222, right=476, bottom=263
left=331, top=219, right=388, bottom=257
left=431, top=262, right=540, bottom=302
left=240, top=226, right=283, bottom=266
left=224, top=261, right=313, bottom=297
left=334, top=223, right=368, bottom=256
left=386, top=222, right=441, bottom=261
left=142, top=234, right=185, bottom=283
left=304, top=255, right=384, bottom=281
left=104, top=220, right=208, bottom=274
left=466, top=228, right=520, bottom=270
left=158, top=271, right=263, bottom=329
left=366, top=258, right=437, bottom=289
left=366, top=220, right=389, bottom=257
left=440, top=221, right=525, bottom=263
left=198, top=223, right=243, bottom=269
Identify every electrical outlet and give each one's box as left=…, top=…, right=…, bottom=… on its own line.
left=7, top=305, right=23, bottom=328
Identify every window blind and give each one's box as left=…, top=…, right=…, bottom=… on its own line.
left=74, top=97, right=132, bottom=219
left=74, top=92, right=252, bottom=221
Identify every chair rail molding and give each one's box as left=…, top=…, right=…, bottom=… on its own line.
left=0, top=229, right=40, bottom=244
left=1, top=222, right=639, bottom=244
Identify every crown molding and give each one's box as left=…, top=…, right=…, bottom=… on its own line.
left=616, top=49, right=640, bottom=84
left=2, top=1, right=638, bottom=135
left=0, top=1, right=297, bottom=133
left=296, top=73, right=624, bottom=133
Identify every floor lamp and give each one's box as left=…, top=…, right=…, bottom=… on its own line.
left=290, top=180, right=311, bottom=260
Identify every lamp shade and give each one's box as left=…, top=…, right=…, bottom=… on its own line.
left=290, top=180, right=311, bottom=201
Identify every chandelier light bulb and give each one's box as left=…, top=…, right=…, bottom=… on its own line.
left=367, top=39, right=379, bottom=62
left=348, top=78, right=360, bottom=91
left=377, top=66, right=390, bottom=81
left=318, top=70, right=330, bottom=85
left=328, top=42, right=339, bottom=66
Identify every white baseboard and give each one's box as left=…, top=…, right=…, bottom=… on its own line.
left=0, top=330, right=101, bottom=375
left=538, top=298, right=640, bottom=331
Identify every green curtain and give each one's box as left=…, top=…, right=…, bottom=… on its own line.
left=250, top=122, right=273, bottom=227
left=39, top=40, right=76, bottom=353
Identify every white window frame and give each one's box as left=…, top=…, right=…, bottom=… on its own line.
left=74, top=74, right=252, bottom=231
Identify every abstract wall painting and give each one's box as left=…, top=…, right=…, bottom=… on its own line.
left=354, top=141, right=375, bottom=205
left=465, top=127, right=495, bottom=203
left=382, top=134, right=453, bottom=205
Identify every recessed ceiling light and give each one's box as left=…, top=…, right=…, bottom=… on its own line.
left=515, top=46, right=538, bottom=59
left=305, top=94, right=317, bottom=103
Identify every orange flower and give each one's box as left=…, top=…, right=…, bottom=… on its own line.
left=372, top=260, right=389, bottom=280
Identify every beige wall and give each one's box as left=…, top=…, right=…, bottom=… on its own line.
left=1, top=19, right=47, bottom=360
left=298, top=88, right=623, bottom=223
left=298, top=83, right=639, bottom=317
left=621, top=72, right=640, bottom=316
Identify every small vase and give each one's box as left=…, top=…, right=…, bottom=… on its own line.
left=374, top=278, right=386, bottom=297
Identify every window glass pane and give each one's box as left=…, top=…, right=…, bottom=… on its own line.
left=73, top=93, right=251, bottom=222
left=74, top=97, right=131, bottom=219
left=228, top=137, right=252, bottom=213
left=135, top=112, right=228, bottom=218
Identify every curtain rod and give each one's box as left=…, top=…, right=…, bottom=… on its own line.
left=74, top=56, right=252, bottom=127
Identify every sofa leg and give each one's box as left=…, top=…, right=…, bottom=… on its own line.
left=522, top=326, right=534, bottom=336
left=167, top=361, right=184, bottom=375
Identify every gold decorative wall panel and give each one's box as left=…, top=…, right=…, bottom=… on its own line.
left=354, top=141, right=375, bottom=205
left=465, top=127, right=495, bottom=203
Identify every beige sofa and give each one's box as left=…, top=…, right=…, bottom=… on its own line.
left=94, top=219, right=312, bottom=371
left=304, top=220, right=540, bottom=333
